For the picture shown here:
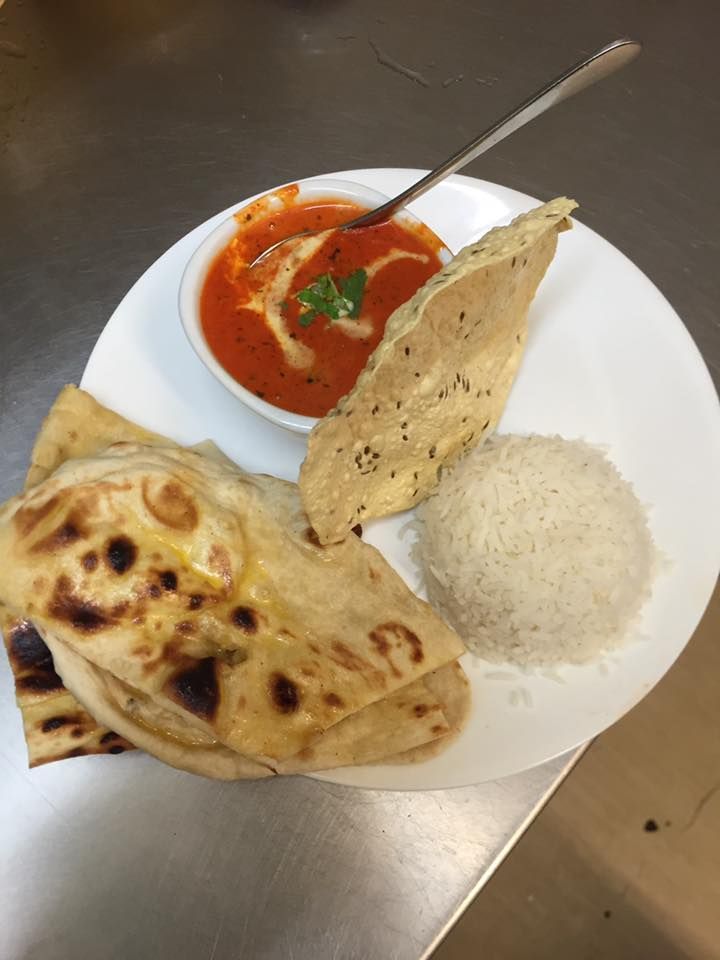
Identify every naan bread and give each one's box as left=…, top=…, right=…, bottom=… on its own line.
left=386, top=660, right=471, bottom=765
left=1, top=390, right=150, bottom=765
left=274, top=666, right=453, bottom=773
left=45, top=631, right=272, bottom=780
left=1, top=609, right=134, bottom=767
left=24, top=384, right=172, bottom=491
left=0, top=388, right=157, bottom=768
left=45, top=630, right=458, bottom=778
left=300, top=198, right=577, bottom=543
left=0, top=394, right=465, bottom=769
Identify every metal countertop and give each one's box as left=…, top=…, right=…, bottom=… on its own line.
left=1, top=2, right=717, bottom=958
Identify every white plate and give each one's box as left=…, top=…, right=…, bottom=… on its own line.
left=81, top=169, right=720, bottom=790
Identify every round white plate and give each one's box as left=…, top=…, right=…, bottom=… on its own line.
left=81, top=169, right=720, bottom=790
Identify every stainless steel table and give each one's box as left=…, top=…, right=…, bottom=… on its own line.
left=1, top=3, right=717, bottom=958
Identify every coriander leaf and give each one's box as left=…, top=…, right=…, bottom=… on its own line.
left=318, top=274, right=340, bottom=300
left=295, top=269, right=367, bottom=327
left=296, top=288, right=323, bottom=310
left=340, top=268, right=368, bottom=319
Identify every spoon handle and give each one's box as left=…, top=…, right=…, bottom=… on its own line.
left=348, top=38, right=641, bottom=229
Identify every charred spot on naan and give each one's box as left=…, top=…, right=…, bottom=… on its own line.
left=48, top=576, right=115, bottom=633
left=8, top=619, right=53, bottom=670
left=368, top=629, right=402, bottom=677
left=105, top=535, right=137, bottom=574
left=16, top=484, right=126, bottom=549
left=370, top=622, right=423, bottom=666
left=330, top=640, right=373, bottom=673
left=412, top=703, right=441, bottom=718
left=159, top=570, right=178, bottom=591
left=269, top=671, right=300, bottom=713
left=231, top=605, right=259, bottom=632
left=164, top=656, right=220, bottom=721
left=34, top=739, right=128, bottom=765
left=41, top=714, right=73, bottom=732
left=13, top=493, right=62, bottom=538
left=8, top=620, right=64, bottom=693
left=30, top=512, right=86, bottom=553
left=329, top=640, right=387, bottom=688
left=38, top=710, right=93, bottom=740
left=141, top=477, right=199, bottom=532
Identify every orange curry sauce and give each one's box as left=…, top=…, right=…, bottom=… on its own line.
left=200, top=187, right=444, bottom=417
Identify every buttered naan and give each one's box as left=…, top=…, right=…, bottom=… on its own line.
left=0, top=387, right=469, bottom=777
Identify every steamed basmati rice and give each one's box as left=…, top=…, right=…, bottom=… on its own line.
left=415, top=435, right=657, bottom=666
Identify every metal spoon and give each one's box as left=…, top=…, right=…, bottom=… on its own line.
left=250, top=38, right=641, bottom=266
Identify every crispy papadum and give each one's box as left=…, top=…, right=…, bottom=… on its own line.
left=299, top=198, right=577, bottom=543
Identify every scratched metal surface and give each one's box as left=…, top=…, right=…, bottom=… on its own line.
left=0, top=2, right=717, bottom=959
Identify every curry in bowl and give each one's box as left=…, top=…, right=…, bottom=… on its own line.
left=200, top=183, right=447, bottom=418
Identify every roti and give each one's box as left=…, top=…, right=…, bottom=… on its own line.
left=274, top=665, right=455, bottom=773
left=299, top=198, right=577, bottom=543
left=46, top=628, right=460, bottom=778
left=388, top=660, right=471, bottom=765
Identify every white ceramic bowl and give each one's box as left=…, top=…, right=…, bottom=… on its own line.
left=178, top=177, right=449, bottom=434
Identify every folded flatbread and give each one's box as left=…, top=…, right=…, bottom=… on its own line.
left=2, top=609, right=135, bottom=767
left=0, top=387, right=470, bottom=777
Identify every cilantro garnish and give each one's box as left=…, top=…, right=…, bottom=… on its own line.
left=296, top=269, right=367, bottom=327
left=341, top=269, right=367, bottom=320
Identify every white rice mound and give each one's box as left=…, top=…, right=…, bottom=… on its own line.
left=415, top=435, right=658, bottom=667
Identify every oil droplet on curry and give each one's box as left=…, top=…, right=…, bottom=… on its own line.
left=200, top=185, right=445, bottom=417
